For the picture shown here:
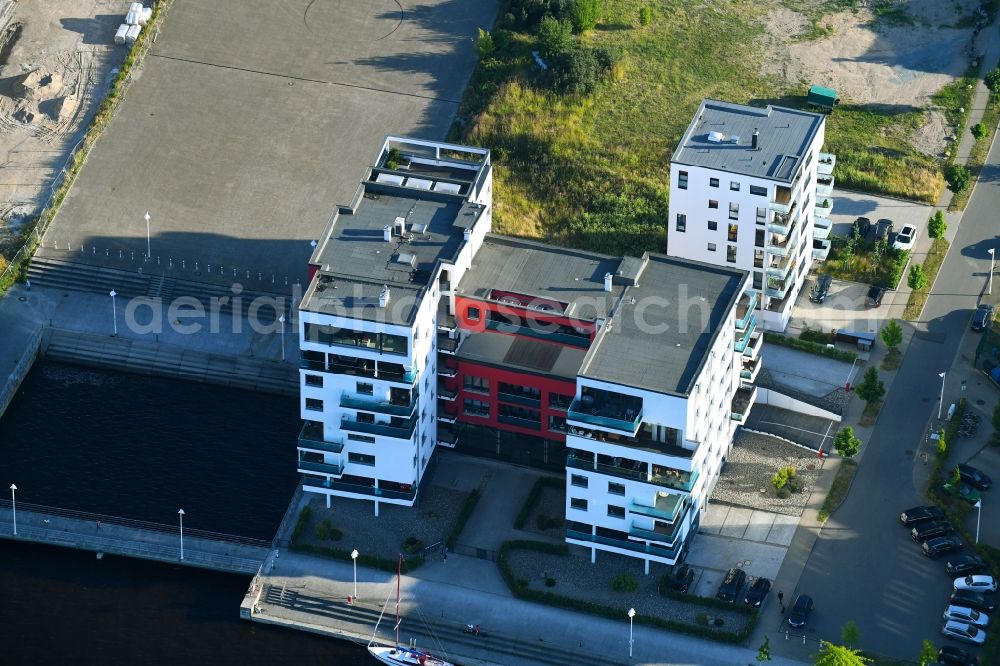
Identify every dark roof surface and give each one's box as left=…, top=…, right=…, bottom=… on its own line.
left=457, top=332, right=584, bottom=381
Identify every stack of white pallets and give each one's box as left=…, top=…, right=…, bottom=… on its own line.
left=116, top=2, right=149, bottom=45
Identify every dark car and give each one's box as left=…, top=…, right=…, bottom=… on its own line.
left=950, top=589, right=997, bottom=613
left=912, top=520, right=954, bottom=543
left=870, top=218, right=893, bottom=242
left=810, top=275, right=832, bottom=303
left=958, top=464, right=992, bottom=491
left=716, top=567, right=746, bottom=602
left=972, top=304, right=995, bottom=332
left=744, top=577, right=772, bottom=607
left=787, top=594, right=813, bottom=628
left=668, top=565, right=695, bottom=593
left=923, top=536, right=963, bottom=559
left=853, top=217, right=872, bottom=238
left=937, top=644, right=980, bottom=665
left=866, top=285, right=886, bottom=308
left=947, top=555, right=988, bottom=577
left=901, top=505, right=945, bottom=525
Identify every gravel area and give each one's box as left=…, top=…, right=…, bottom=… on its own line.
left=710, top=431, right=824, bottom=516
left=505, top=546, right=752, bottom=633
left=520, top=484, right=566, bottom=539
left=294, top=484, right=470, bottom=560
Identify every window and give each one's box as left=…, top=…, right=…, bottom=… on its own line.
left=357, top=382, right=373, bottom=395
left=548, top=393, right=572, bottom=410
left=708, top=200, right=719, bottom=209
left=357, top=412, right=375, bottom=424
left=728, top=223, right=739, bottom=242
left=756, top=207, right=767, bottom=225
left=463, top=398, right=490, bottom=417
left=608, top=482, right=625, bottom=496
left=753, top=249, right=763, bottom=268
left=348, top=434, right=376, bottom=443
left=467, top=306, right=481, bottom=321
left=753, top=271, right=763, bottom=290
left=729, top=202, right=739, bottom=220
left=675, top=213, right=686, bottom=232
left=750, top=185, right=767, bottom=197
left=571, top=474, right=589, bottom=488
left=707, top=242, right=717, bottom=252
left=348, top=452, right=376, bottom=466
left=709, top=177, right=719, bottom=188
left=727, top=245, right=737, bottom=263
left=607, top=505, right=626, bottom=518
left=678, top=171, right=688, bottom=189
left=305, top=374, right=323, bottom=388
left=548, top=415, right=567, bottom=432
left=570, top=498, right=588, bottom=511
left=730, top=181, right=740, bottom=191
left=305, top=398, right=323, bottom=412
left=755, top=228, right=764, bottom=248
left=464, top=376, right=490, bottom=394
left=708, top=220, right=718, bottom=231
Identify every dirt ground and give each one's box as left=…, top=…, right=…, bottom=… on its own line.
left=0, top=0, right=127, bottom=236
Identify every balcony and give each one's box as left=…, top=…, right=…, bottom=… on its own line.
left=813, top=238, right=831, bottom=261
left=566, top=528, right=678, bottom=561
left=302, top=477, right=415, bottom=501
left=497, top=390, right=542, bottom=407
left=340, top=390, right=417, bottom=417
left=742, top=330, right=763, bottom=359
left=498, top=414, right=541, bottom=430
left=817, top=152, right=836, bottom=175
left=438, top=333, right=460, bottom=354
left=814, top=199, right=833, bottom=218
left=766, top=225, right=799, bottom=257
left=299, top=355, right=326, bottom=371
left=764, top=276, right=791, bottom=300
left=771, top=186, right=793, bottom=214
left=437, top=425, right=459, bottom=447
left=816, top=175, right=834, bottom=198
left=566, top=454, right=696, bottom=491
left=437, top=410, right=457, bottom=424
left=341, top=416, right=416, bottom=440
left=438, top=383, right=457, bottom=401
left=298, top=459, right=344, bottom=477
left=628, top=518, right=684, bottom=546
left=734, top=318, right=758, bottom=353
left=568, top=402, right=642, bottom=434
left=768, top=207, right=797, bottom=235
left=437, top=363, right=458, bottom=378
left=566, top=426, right=695, bottom=460
left=734, top=292, right=757, bottom=330
left=730, top=385, right=757, bottom=423
left=765, top=253, right=795, bottom=279
left=298, top=422, right=344, bottom=454
left=437, top=297, right=456, bottom=331
left=740, top=355, right=762, bottom=383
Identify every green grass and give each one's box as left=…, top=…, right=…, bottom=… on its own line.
left=880, top=348, right=902, bottom=371
left=817, top=458, right=858, bottom=523
left=903, top=238, right=950, bottom=320
left=858, top=399, right=882, bottom=427
left=950, top=90, right=1000, bottom=211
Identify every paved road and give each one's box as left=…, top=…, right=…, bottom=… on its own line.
left=783, top=135, right=1000, bottom=658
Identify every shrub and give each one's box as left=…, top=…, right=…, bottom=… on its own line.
left=944, top=163, right=970, bottom=193
left=986, top=68, right=1000, bottom=93
left=403, top=536, right=425, bottom=554
left=539, top=15, right=574, bottom=56
left=834, top=427, right=863, bottom=458
left=571, top=0, right=600, bottom=33
left=696, top=612, right=709, bottom=625
left=314, top=519, right=343, bottom=542
left=928, top=210, right=947, bottom=238
left=763, top=332, right=857, bottom=363
left=800, top=327, right=832, bottom=344
left=447, top=488, right=481, bottom=549
left=550, top=47, right=602, bottom=94
left=972, top=122, right=988, bottom=140
left=639, top=5, right=652, bottom=25
left=908, top=264, right=927, bottom=290
left=545, top=577, right=557, bottom=587
left=776, top=486, right=792, bottom=499
left=385, top=147, right=403, bottom=170
left=937, top=428, right=948, bottom=459
left=880, top=320, right=902, bottom=350
left=475, top=28, right=494, bottom=58
left=612, top=572, right=639, bottom=593
left=772, top=466, right=796, bottom=491
left=713, top=617, right=724, bottom=627
left=887, top=248, right=909, bottom=287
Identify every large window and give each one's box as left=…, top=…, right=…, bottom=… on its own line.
left=464, top=376, right=490, bottom=394
left=608, top=482, right=625, bottom=496
left=348, top=452, right=375, bottom=466
left=678, top=171, right=688, bottom=189
left=548, top=393, right=572, bottom=410
left=750, top=185, right=767, bottom=197
left=607, top=505, right=626, bottom=518
left=728, top=223, right=739, bottom=242
left=709, top=177, right=719, bottom=188
left=571, top=474, right=589, bottom=488
left=305, top=374, right=323, bottom=387
left=756, top=207, right=767, bottom=224
left=305, top=398, right=323, bottom=412
left=357, top=382, right=373, bottom=395
left=730, top=181, right=740, bottom=191
left=675, top=213, right=686, bottom=232
left=303, top=324, right=408, bottom=356
left=727, top=245, right=737, bottom=263
left=570, top=498, right=588, bottom=511
left=729, top=202, right=739, bottom=220
left=708, top=200, right=719, bottom=209
left=463, top=398, right=490, bottom=418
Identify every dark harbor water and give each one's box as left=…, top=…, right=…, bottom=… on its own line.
left=0, top=361, right=366, bottom=664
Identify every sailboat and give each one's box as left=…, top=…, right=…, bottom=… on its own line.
left=368, top=555, right=454, bottom=666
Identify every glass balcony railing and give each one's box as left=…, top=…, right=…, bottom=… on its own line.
left=566, top=529, right=679, bottom=560
left=627, top=521, right=682, bottom=546
left=297, top=460, right=343, bottom=476
left=815, top=200, right=833, bottom=218
left=298, top=423, right=344, bottom=453
left=817, top=152, right=836, bottom=175
left=341, top=416, right=416, bottom=440
left=567, top=401, right=641, bottom=434
left=734, top=292, right=757, bottom=330
left=742, top=331, right=763, bottom=359
left=498, top=414, right=541, bottom=430
left=301, top=477, right=416, bottom=501
left=340, top=391, right=418, bottom=416
left=497, top=390, right=542, bottom=407
left=566, top=455, right=697, bottom=491
left=734, top=318, right=758, bottom=353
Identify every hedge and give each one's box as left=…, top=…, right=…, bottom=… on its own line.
left=290, top=542, right=425, bottom=574
left=497, top=540, right=757, bottom=644
left=764, top=332, right=857, bottom=363
left=514, top=476, right=563, bottom=529
left=446, top=488, right=481, bottom=549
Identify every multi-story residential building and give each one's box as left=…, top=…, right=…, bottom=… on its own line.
left=298, top=137, right=760, bottom=573
left=666, top=99, right=836, bottom=331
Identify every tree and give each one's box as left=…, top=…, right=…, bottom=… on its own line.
left=756, top=635, right=772, bottom=665
left=834, top=427, right=863, bottom=458
left=927, top=210, right=947, bottom=239
left=908, top=264, right=927, bottom=291
left=944, top=163, right=970, bottom=194
left=855, top=367, right=885, bottom=404
left=986, top=67, right=1000, bottom=93
left=880, top=320, right=902, bottom=351
left=475, top=28, right=494, bottom=58
left=872, top=236, right=886, bottom=264
left=539, top=15, right=574, bottom=56
left=972, top=122, right=988, bottom=140
left=917, top=639, right=937, bottom=666
left=571, top=0, right=601, bottom=33
left=841, top=620, right=860, bottom=648
left=814, top=641, right=872, bottom=666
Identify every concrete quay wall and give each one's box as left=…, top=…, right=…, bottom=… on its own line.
left=0, top=326, right=43, bottom=419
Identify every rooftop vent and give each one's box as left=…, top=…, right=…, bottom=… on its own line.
left=752, top=129, right=759, bottom=150
left=729, top=135, right=740, bottom=144
left=383, top=225, right=391, bottom=242
left=394, top=216, right=406, bottom=236
left=393, top=252, right=417, bottom=268
left=604, top=272, right=613, bottom=292
left=379, top=285, right=390, bottom=308
left=411, top=223, right=428, bottom=235
left=707, top=131, right=726, bottom=143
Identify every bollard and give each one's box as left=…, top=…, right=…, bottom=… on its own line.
left=258, top=272, right=262, bottom=281
left=119, top=250, right=123, bottom=259
left=131, top=251, right=134, bottom=261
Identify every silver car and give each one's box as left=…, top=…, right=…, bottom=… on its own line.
left=943, top=604, right=989, bottom=627
left=941, top=620, right=986, bottom=645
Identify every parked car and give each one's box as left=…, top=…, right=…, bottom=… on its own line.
left=716, top=567, right=746, bottom=602
left=668, top=565, right=695, bottom=593
left=937, top=644, right=980, bottom=665
left=941, top=620, right=986, bottom=645
left=958, top=464, right=992, bottom=491
left=810, top=275, right=833, bottom=303
left=943, top=605, right=989, bottom=627
left=972, top=304, right=995, bottom=332
left=744, top=577, right=772, bottom=607
left=893, top=223, right=917, bottom=251
left=853, top=216, right=872, bottom=239
left=923, top=536, right=963, bottom=559
left=870, top=218, right=894, bottom=242
left=943, top=481, right=982, bottom=505
left=954, top=576, right=997, bottom=593
left=912, top=520, right=954, bottom=542
left=866, top=285, right=886, bottom=308
left=787, top=594, right=814, bottom=628
left=901, top=505, right=945, bottom=525
left=951, top=589, right=997, bottom=613
left=947, top=555, right=988, bottom=577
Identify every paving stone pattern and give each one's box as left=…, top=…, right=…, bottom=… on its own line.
left=519, top=485, right=566, bottom=540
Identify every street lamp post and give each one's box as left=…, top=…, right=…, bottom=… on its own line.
left=351, top=549, right=359, bottom=600
left=938, top=371, right=946, bottom=420
left=178, top=509, right=185, bottom=561
left=975, top=499, right=982, bottom=544
left=10, top=484, right=16, bottom=536
left=628, top=607, right=636, bottom=658
left=989, top=248, right=995, bottom=296
left=110, top=290, right=118, bottom=336
left=278, top=314, right=286, bottom=362
left=144, top=211, right=151, bottom=258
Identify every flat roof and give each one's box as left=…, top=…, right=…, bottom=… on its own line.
left=671, top=99, right=825, bottom=184
left=457, top=332, right=585, bottom=381
left=580, top=255, right=746, bottom=396
left=457, top=236, right=626, bottom=321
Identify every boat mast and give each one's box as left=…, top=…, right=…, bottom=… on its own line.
left=394, top=554, right=402, bottom=647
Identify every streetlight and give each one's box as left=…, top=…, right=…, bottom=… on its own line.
left=938, top=371, right=946, bottom=420
left=144, top=211, right=151, bottom=258
left=109, top=290, right=118, bottom=337
left=351, top=549, right=359, bottom=601
left=628, top=607, right=636, bottom=658
left=975, top=499, right=982, bottom=544
left=178, top=509, right=185, bottom=560
left=989, top=248, right=995, bottom=296
left=10, top=484, right=16, bottom=536
left=278, top=314, right=286, bottom=362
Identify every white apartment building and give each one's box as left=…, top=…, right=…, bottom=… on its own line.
left=667, top=99, right=836, bottom=331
